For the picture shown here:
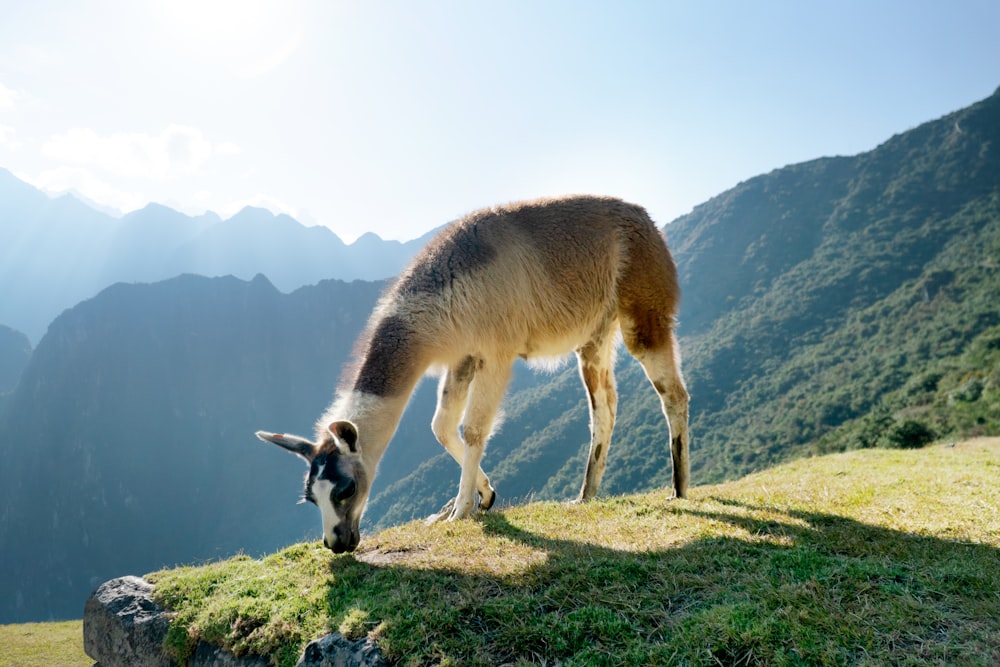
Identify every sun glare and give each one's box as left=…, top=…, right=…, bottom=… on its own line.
left=151, top=0, right=305, bottom=77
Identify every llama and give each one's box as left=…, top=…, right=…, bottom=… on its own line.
left=256, top=195, right=690, bottom=553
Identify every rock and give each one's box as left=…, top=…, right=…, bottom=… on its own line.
left=191, top=642, right=271, bottom=667
left=84, top=575, right=387, bottom=667
left=83, top=576, right=174, bottom=667
left=297, top=634, right=388, bottom=667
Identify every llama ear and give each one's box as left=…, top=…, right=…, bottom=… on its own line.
left=255, top=431, right=317, bottom=462
left=328, top=420, right=359, bottom=453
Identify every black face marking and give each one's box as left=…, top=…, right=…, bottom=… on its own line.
left=333, top=478, right=357, bottom=503
left=302, top=446, right=368, bottom=553
left=305, top=449, right=365, bottom=503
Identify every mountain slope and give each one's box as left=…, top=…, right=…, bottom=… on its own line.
left=146, top=439, right=1000, bottom=667
left=369, top=86, right=1000, bottom=524
left=4, top=89, right=999, bottom=624
left=0, top=274, right=393, bottom=622
left=0, top=325, right=30, bottom=393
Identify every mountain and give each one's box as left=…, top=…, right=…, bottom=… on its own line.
left=0, top=172, right=437, bottom=343
left=3, top=88, right=999, bottom=623
left=368, top=86, right=1000, bottom=525
left=0, top=325, right=30, bottom=393
left=0, top=272, right=470, bottom=623
left=0, top=274, right=398, bottom=622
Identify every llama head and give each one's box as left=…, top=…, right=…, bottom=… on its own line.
left=255, top=421, right=368, bottom=553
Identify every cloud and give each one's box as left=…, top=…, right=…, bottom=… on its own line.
left=150, top=0, right=305, bottom=78
left=0, top=124, right=18, bottom=149
left=0, top=81, right=22, bottom=110
left=41, top=125, right=240, bottom=180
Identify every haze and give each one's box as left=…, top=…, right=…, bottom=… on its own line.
left=1, top=0, right=997, bottom=242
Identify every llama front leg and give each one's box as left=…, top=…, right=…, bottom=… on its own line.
left=430, top=358, right=496, bottom=508
left=448, top=362, right=510, bottom=521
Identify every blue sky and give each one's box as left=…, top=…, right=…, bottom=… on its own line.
left=1, top=1, right=997, bottom=242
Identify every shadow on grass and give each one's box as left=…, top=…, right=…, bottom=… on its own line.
left=325, top=501, right=1000, bottom=666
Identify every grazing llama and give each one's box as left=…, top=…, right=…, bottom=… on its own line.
left=256, top=195, right=690, bottom=553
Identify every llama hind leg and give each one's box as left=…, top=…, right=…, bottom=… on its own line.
left=576, top=334, right=618, bottom=502
left=625, top=326, right=690, bottom=498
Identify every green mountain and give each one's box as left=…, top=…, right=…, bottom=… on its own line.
left=0, top=324, right=30, bottom=393
left=3, top=88, right=998, bottom=624
left=0, top=274, right=389, bottom=622
left=370, top=86, right=1000, bottom=525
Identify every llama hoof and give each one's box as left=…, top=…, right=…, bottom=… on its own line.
left=478, top=488, right=496, bottom=511
left=446, top=496, right=476, bottom=521
left=425, top=497, right=456, bottom=525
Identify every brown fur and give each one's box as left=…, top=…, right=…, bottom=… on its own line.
left=264, top=195, right=690, bottom=553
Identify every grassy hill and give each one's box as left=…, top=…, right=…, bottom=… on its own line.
left=146, top=438, right=1000, bottom=666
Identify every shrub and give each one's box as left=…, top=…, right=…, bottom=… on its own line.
left=885, top=419, right=936, bottom=449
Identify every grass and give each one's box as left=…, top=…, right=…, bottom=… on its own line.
left=141, top=437, right=999, bottom=665
left=0, top=620, right=90, bottom=667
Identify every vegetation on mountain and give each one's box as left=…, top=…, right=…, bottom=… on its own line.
left=368, top=86, right=1000, bottom=522
left=0, top=274, right=388, bottom=622
left=2, top=89, right=999, bottom=626
left=148, top=439, right=1000, bottom=666
left=0, top=324, right=30, bottom=393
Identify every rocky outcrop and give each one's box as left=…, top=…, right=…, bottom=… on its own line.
left=84, top=577, right=177, bottom=667
left=84, top=576, right=386, bottom=667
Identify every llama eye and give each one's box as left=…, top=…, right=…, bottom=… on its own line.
left=333, top=479, right=357, bottom=503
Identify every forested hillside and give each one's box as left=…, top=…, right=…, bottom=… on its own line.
left=371, top=86, right=1000, bottom=525
left=0, top=275, right=389, bottom=621
left=2, top=89, right=998, bottom=624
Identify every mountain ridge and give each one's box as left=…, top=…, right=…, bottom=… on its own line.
left=0, top=170, right=436, bottom=344
left=1, top=88, right=998, bottom=623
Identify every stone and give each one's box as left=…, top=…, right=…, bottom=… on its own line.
left=83, top=575, right=387, bottom=667
left=83, top=576, right=175, bottom=667
left=297, top=633, right=389, bottom=667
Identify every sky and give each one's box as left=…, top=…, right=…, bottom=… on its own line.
left=1, top=1, right=998, bottom=243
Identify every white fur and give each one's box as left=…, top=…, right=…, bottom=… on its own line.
left=260, top=196, right=691, bottom=552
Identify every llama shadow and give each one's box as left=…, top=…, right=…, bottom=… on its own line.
left=324, top=500, right=1000, bottom=665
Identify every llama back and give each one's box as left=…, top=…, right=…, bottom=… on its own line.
left=380, top=195, right=674, bottom=363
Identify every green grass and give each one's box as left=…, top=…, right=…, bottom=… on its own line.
left=148, top=438, right=1000, bottom=666
left=0, top=620, right=90, bottom=667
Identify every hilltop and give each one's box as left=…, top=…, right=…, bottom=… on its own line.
left=145, top=439, right=1000, bottom=667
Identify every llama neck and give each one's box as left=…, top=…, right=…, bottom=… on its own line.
left=321, top=312, right=428, bottom=469
left=323, top=390, right=413, bottom=470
